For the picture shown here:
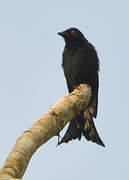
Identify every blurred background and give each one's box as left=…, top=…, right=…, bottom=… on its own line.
left=0, top=0, right=129, bottom=179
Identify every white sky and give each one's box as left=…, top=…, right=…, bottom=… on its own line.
left=0, top=1, right=129, bottom=180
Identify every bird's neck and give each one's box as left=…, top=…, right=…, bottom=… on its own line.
left=65, top=39, right=88, bottom=48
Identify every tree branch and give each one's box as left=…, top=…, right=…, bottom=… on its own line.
left=0, top=84, right=91, bottom=180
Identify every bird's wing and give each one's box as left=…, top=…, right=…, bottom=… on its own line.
left=66, top=78, right=74, bottom=93
left=89, top=73, right=99, bottom=118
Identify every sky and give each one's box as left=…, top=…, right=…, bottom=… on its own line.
left=0, top=0, right=129, bottom=179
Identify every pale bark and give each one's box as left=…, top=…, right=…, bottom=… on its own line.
left=0, top=84, right=91, bottom=180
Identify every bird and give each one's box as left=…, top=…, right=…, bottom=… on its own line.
left=57, top=27, right=105, bottom=147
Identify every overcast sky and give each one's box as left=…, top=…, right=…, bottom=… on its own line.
left=0, top=1, right=129, bottom=180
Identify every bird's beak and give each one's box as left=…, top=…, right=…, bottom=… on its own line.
left=57, top=31, right=67, bottom=38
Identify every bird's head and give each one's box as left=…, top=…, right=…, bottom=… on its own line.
left=58, top=28, right=87, bottom=47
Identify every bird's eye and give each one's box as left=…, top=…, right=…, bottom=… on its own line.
left=71, top=30, right=76, bottom=35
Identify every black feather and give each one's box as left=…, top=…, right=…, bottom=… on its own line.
left=58, top=27, right=105, bottom=147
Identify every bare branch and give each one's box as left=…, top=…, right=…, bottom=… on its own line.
left=0, top=84, right=91, bottom=180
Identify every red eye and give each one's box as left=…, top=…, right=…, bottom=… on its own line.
left=71, top=30, right=76, bottom=34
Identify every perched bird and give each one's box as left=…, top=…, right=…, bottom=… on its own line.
left=58, top=27, right=105, bottom=147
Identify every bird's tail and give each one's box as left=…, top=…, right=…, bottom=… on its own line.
left=57, top=117, right=83, bottom=145
left=83, top=110, right=105, bottom=147
left=58, top=111, right=105, bottom=147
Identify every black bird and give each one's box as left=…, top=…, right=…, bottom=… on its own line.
left=58, top=27, right=105, bottom=147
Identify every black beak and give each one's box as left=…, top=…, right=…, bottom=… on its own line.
left=57, top=31, right=67, bottom=38
left=58, top=32, right=63, bottom=36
